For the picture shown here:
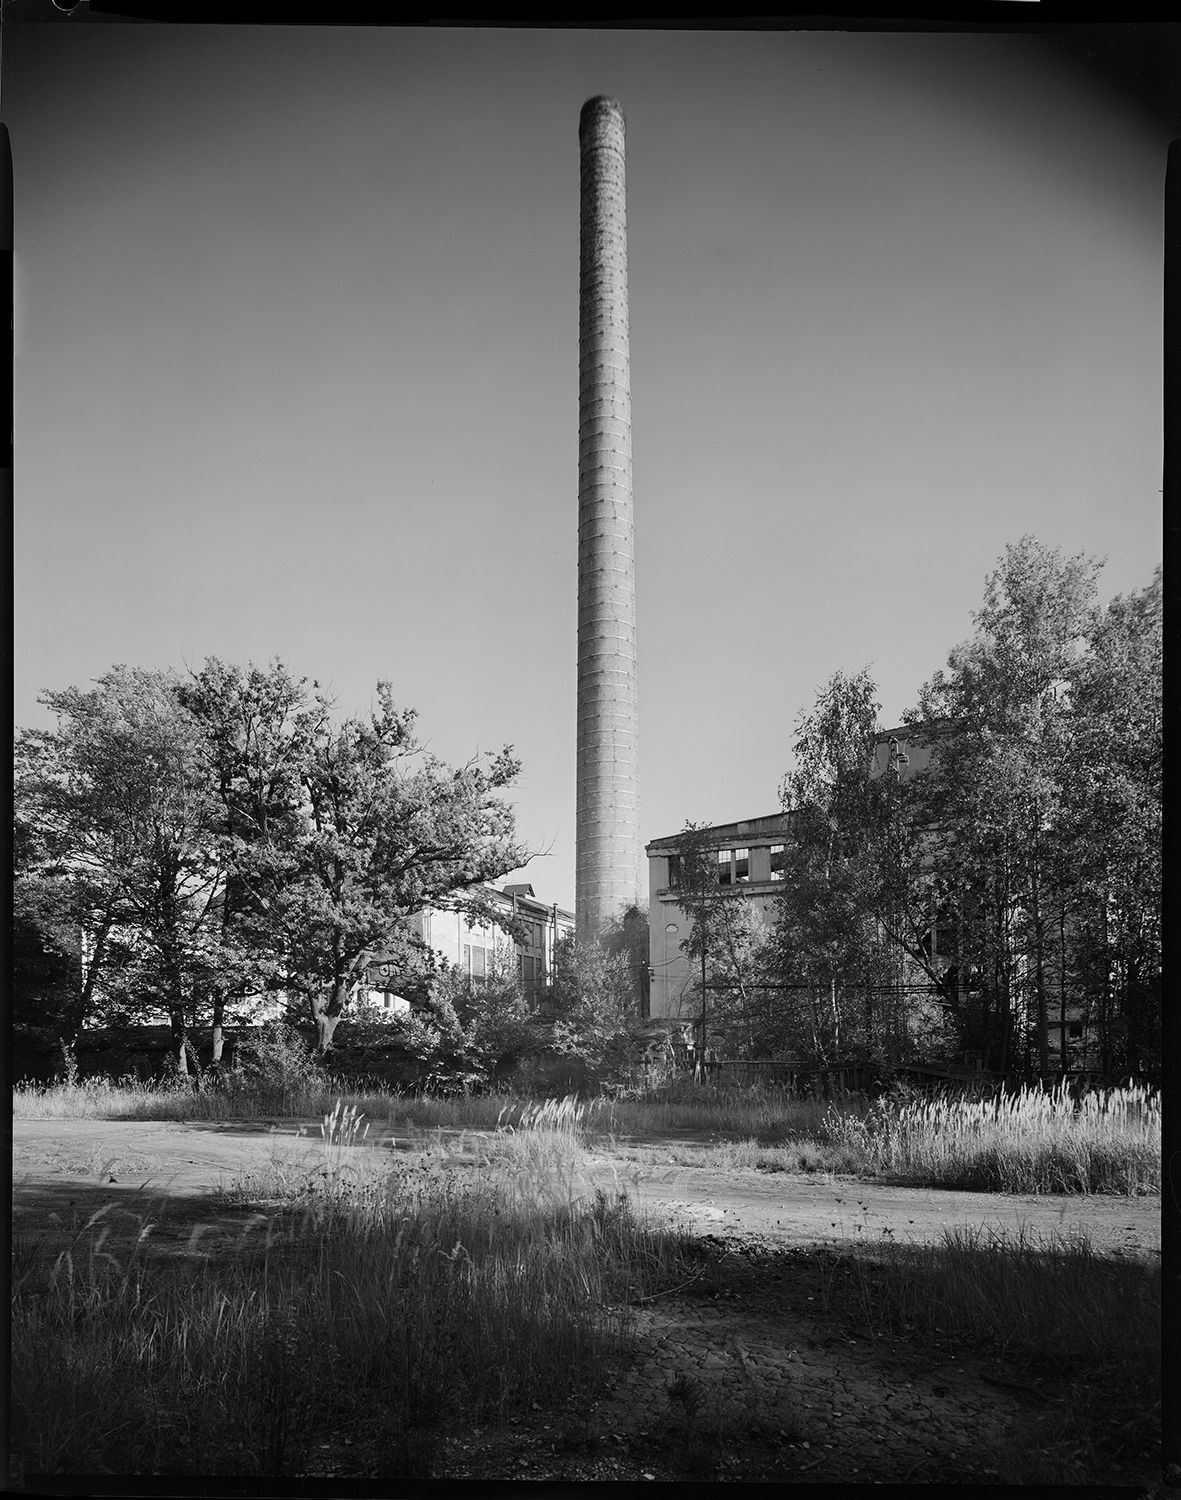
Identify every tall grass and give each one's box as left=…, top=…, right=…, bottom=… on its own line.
left=11, top=1072, right=364, bottom=1123
left=603, top=1081, right=854, bottom=1143
left=14, top=1076, right=1160, bottom=1195
left=10, top=1118, right=695, bottom=1479
left=828, top=1083, right=1161, bottom=1194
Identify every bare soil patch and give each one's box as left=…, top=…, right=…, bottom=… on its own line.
left=10, top=1116, right=1162, bottom=1486
left=12, top=1116, right=1161, bottom=1259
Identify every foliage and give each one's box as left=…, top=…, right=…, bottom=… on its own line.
left=176, top=659, right=328, bottom=1051
left=379, top=945, right=540, bottom=1094
left=269, top=681, right=526, bottom=1050
left=9, top=1148, right=696, bottom=1479
left=435, top=946, right=537, bottom=1075
left=768, top=539, right=1160, bottom=1084
left=14, top=659, right=528, bottom=1059
left=661, top=823, right=771, bottom=1062
left=908, top=539, right=1160, bottom=1080
left=598, top=902, right=652, bottom=1016
left=14, top=666, right=227, bottom=1073
left=231, top=1021, right=325, bottom=1099
left=758, top=671, right=947, bottom=1067
left=543, top=935, right=646, bottom=1082
left=1058, top=569, right=1161, bottom=1079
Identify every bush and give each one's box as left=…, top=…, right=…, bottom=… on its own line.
left=229, top=1022, right=326, bottom=1106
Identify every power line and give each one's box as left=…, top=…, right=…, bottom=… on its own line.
left=701, top=980, right=951, bottom=992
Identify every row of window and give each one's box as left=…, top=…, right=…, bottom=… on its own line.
left=667, top=844, right=787, bottom=889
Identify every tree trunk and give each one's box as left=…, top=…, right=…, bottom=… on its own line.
left=71, top=911, right=115, bottom=1045
left=210, top=990, right=226, bottom=1066
left=1030, top=863, right=1050, bottom=1078
left=1058, top=906, right=1069, bottom=1076
left=309, top=977, right=350, bottom=1052
left=315, top=1010, right=342, bottom=1052
left=170, top=1010, right=191, bottom=1078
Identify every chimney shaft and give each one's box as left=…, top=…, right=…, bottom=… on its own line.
left=576, top=95, right=642, bottom=943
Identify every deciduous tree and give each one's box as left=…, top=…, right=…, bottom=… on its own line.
left=274, top=684, right=526, bottom=1051
left=910, top=537, right=1104, bottom=1076
left=176, top=658, right=327, bottom=1064
left=15, top=666, right=225, bottom=1074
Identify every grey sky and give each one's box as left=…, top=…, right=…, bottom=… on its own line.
left=7, top=24, right=1169, bottom=913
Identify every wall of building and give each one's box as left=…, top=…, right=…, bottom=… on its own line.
left=647, top=817, right=789, bottom=1020
left=362, top=885, right=575, bottom=1016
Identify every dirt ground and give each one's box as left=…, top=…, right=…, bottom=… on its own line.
left=9, top=1116, right=1164, bottom=1486
left=11, top=1114, right=1161, bottom=1256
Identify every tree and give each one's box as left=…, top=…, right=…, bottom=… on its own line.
left=543, top=934, right=639, bottom=1077
left=764, top=541, right=1160, bottom=1083
left=910, top=537, right=1105, bottom=1077
left=176, top=658, right=328, bottom=1066
left=15, top=666, right=226, bottom=1074
left=599, top=902, right=651, bottom=1017
left=274, top=683, right=527, bottom=1051
left=662, top=823, right=770, bottom=1074
left=767, top=670, right=949, bottom=1068
left=12, top=810, right=96, bottom=1049
left=430, top=942, right=537, bottom=1085
left=1058, top=568, right=1162, bottom=1079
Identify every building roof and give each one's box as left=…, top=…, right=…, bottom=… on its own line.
left=645, top=813, right=790, bottom=853
left=491, top=883, right=575, bottom=923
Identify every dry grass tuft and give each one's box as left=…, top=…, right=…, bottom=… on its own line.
left=10, top=1103, right=698, bottom=1480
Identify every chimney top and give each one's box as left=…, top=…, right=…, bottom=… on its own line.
left=580, top=96, right=624, bottom=132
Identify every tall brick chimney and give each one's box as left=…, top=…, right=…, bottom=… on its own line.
left=575, top=95, right=642, bottom=943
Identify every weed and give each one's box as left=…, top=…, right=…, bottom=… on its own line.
left=15, top=1076, right=1159, bottom=1194
left=10, top=1134, right=699, bottom=1478
left=841, top=1083, right=1161, bottom=1194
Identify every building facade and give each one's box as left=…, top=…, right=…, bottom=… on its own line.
left=645, top=727, right=1099, bottom=1068
left=646, top=813, right=790, bottom=1021
left=364, top=882, right=575, bottom=1015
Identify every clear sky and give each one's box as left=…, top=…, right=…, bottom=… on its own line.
left=6, top=23, right=1170, bottom=914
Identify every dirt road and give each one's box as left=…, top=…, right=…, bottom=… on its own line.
left=11, top=1115, right=1160, bottom=1258
left=9, top=1115, right=1163, bottom=1485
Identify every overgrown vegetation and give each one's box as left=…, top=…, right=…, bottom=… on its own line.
left=11, top=1085, right=1159, bottom=1482
left=14, top=659, right=526, bottom=1071
left=9, top=1108, right=696, bottom=1479
left=833, top=1082, right=1160, bottom=1194
left=13, top=1074, right=1160, bottom=1196
left=668, top=542, right=1161, bottom=1084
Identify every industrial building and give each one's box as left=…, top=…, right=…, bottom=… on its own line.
left=364, top=882, right=575, bottom=1014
